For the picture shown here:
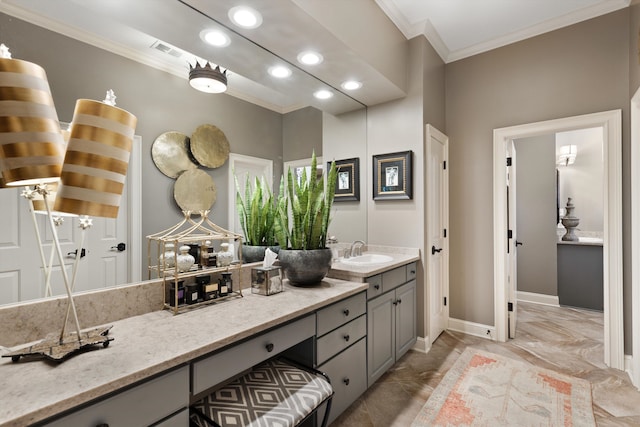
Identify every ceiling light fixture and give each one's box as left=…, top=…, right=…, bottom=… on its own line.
left=200, top=29, right=230, bottom=47
left=297, top=51, right=323, bottom=65
left=189, top=61, right=228, bottom=93
left=341, top=80, right=362, bottom=90
left=268, top=65, right=292, bottom=78
left=229, top=6, right=262, bottom=29
left=314, top=89, right=333, bottom=100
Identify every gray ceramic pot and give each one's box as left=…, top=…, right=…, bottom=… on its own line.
left=240, top=245, right=280, bottom=263
left=278, top=248, right=332, bottom=286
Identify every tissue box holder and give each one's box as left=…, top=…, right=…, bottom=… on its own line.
left=251, top=266, right=283, bottom=296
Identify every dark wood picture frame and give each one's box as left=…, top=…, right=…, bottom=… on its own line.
left=330, top=157, right=360, bottom=201
left=373, top=150, right=413, bottom=200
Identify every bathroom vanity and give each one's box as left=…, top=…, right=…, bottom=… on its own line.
left=0, top=248, right=419, bottom=426
left=557, top=238, right=603, bottom=311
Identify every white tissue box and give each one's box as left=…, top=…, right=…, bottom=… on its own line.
left=251, top=266, right=283, bottom=296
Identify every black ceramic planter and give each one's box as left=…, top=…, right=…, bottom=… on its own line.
left=240, top=245, right=280, bottom=263
left=278, top=248, right=332, bottom=286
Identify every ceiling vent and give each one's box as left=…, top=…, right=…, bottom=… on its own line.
left=150, top=40, right=185, bottom=59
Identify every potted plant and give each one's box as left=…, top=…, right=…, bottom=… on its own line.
left=277, top=152, right=337, bottom=285
left=234, top=174, right=286, bottom=263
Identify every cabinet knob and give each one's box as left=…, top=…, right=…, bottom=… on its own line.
left=343, top=334, right=350, bottom=342
left=397, top=299, right=402, bottom=304
left=343, top=309, right=350, bottom=316
left=393, top=300, right=398, bottom=306
left=410, top=270, right=415, bottom=274
left=374, top=284, right=380, bottom=290
left=343, top=378, right=350, bottom=386
left=96, top=424, right=109, bottom=427
left=265, top=343, right=274, bottom=352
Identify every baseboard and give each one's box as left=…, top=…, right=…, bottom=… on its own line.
left=448, top=318, right=496, bottom=341
left=517, top=291, right=560, bottom=307
left=413, top=336, right=431, bottom=353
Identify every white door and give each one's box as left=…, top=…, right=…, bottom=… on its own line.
left=426, top=125, right=449, bottom=343
left=507, top=141, right=518, bottom=338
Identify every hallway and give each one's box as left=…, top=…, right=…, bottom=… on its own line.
left=331, top=302, right=640, bottom=426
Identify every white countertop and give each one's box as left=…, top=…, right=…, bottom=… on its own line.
left=0, top=278, right=368, bottom=427
left=327, top=247, right=420, bottom=281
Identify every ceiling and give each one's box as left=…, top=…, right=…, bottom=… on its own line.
left=0, top=0, right=631, bottom=114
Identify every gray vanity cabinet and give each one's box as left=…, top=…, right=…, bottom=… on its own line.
left=367, top=262, right=417, bottom=386
left=316, top=292, right=367, bottom=424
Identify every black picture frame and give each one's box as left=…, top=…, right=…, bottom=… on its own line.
left=330, top=158, right=360, bottom=201
left=373, top=150, right=413, bottom=200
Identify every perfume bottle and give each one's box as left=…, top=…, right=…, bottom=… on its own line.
left=217, top=242, right=233, bottom=267
left=159, top=242, right=176, bottom=269
left=218, top=272, right=232, bottom=297
left=176, top=245, right=195, bottom=272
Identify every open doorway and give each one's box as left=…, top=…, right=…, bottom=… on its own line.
left=493, top=110, right=623, bottom=371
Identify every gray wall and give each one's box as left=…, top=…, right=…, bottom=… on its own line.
left=0, top=13, right=285, bottom=279
left=514, top=135, right=558, bottom=296
left=446, top=9, right=630, bottom=346
left=283, top=107, right=322, bottom=162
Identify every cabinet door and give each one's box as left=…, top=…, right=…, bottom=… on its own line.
left=367, top=291, right=395, bottom=386
left=318, top=338, right=367, bottom=425
left=395, top=280, right=417, bottom=359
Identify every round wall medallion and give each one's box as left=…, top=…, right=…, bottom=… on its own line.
left=151, top=131, right=197, bottom=178
left=190, top=124, right=230, bottom=168
left=173, top=169, right=217, bottom=212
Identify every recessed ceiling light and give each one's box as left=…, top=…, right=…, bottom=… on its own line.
left=200, top=29, right=230, bottom=47
left=341, top=80, right=362, bottom=91
left=268, top=65, right=292, bottom=78
left=229, top=6, right=262, bottom=29
left=314, top=89, right=333, bottom=100
left=297, top=51, right=323, bottom=66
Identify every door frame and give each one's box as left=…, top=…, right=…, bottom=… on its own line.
left=493, top=109, right=623, bottom=370
left=425, top=124, right=449, bottom=345
left=631, top=88, right=640, bottom=387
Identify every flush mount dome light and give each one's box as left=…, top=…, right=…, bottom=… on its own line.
left=200, top=29, right=230, bottom=47
left=189, top=61, right=227, bottom=93
left=314, top=89, right=333, bottom=100
left=297, top=51, right=323, bottom=65
left=229, top=6, right=262, bottom=29
left=268, top=65, right=292, bottom=78
left=341, top=80, right=362, bottom=90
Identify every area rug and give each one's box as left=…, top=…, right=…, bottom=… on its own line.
left=411, top=348, right=595, bottom=426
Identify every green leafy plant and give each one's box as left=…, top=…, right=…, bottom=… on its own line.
left=235, top=174, right=284, bottom=246
left=282, top=152, right=337, bottom=250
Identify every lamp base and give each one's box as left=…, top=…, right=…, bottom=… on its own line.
left=2, top=326, right=113, bottom=363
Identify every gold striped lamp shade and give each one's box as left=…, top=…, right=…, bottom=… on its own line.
left=0, top=57, right=66, bottom=186
left=53, top=99, right=137, bottom=218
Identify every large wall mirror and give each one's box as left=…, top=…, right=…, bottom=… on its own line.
left=0, top=1, right=368, bottom=306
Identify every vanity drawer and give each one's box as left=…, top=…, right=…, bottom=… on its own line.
left=317, top=337, right=367, bottom=425
left=45, top=366, right=189, bottom=427
left=155, top=408, right=189, bottom=426
left=366, top=274, right=383, bottom=300
left=316, top=314, right=366, bottom=365
left=192, top=314, right=315, bottom=395
left=382, top=265, right=407, bottom=293
left=406, top=262, right=417, bottom=281
left=316, top=292, right=366, bottom=336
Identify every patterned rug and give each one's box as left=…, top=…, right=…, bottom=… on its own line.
left=411, top=348, right=596, bottom=426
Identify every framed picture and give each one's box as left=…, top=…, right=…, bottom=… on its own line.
left=373, top=150, right=413, bottom=200
left=330, top=157, right=360, bottom=201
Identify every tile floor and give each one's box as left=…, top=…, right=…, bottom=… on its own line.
left=330, top=302, right=640, bottom=426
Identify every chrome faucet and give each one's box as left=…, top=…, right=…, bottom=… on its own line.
left=348, top=240, right=366, bottom=258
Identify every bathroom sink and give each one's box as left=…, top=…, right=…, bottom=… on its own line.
left=340, top=253, right=393, bottom=265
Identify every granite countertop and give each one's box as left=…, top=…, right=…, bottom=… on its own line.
left=0, top=278, right=368, bottom=427
left=327, top=245, right=421, bottom=281
left=557, top=236, right=604, bottom=247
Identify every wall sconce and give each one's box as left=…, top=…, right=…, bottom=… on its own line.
left=189, top=61, right=228, bottom=93
left=557, top=144, right=577, bottom=166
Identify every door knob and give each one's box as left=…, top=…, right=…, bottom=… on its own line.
left=515, top=241, right=523, bottom=247
left=431, top=246, right=443, bottom=255
left=111, top=242, right=126, bottom=252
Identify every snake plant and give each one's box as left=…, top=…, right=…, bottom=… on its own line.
left=282, top=152, right=337, bottom=250
left=235, top=174, right=284, bottom=246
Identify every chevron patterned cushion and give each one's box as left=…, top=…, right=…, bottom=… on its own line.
left=191, top=358, right=333, bottom=427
